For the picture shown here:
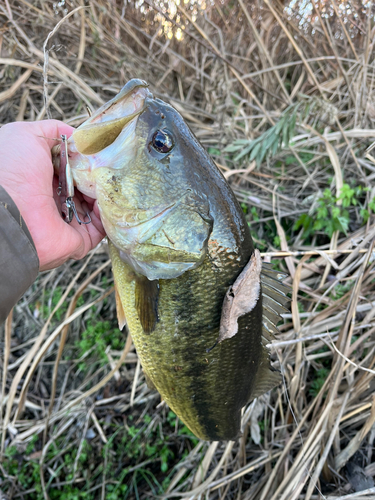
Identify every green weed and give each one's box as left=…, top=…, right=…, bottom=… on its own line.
left=330, top=281, right=353, bottom=299
left=3, top=437, right=43, bottom=496
left=310, top=367, right=330, bottom=397
left=38, top=286, right=85, bottom=321
left=241, top=202, right=248, bottom=215
left=207, top=147, right=222, bottom=156
left=75, top=320, right=124, bottom=371
left=2, top=409, right=183, bottom=499
left=250, top=206, right=260, bottom=221
left=294, top=183, right=373, bottom=240
left=224, top=100, right=312, bottom=166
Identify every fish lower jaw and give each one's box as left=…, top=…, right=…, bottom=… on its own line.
left=118, top=249, right=200, bottom=280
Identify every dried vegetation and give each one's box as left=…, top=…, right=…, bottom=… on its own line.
left=1, top=1, right=375, bottom=499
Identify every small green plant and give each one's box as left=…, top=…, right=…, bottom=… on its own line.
left=273, top=235, right=281, bottom=248
left=41, top=286, right=64, bottom=320
left=360, top=196, right=375, bottom=223
left=224, top=101, right=311, bottom=166
left=250, top=206, right=260, bottom=221
left=284, top=152, right=315, bottom=165
left=3, top=436, right=43, bottom=496
left=295, top=188, right=349, bottom=238
left=40, top=287, right=85, bottom=321
left=258, top=418, right=269, bottom=432
left=207, top=147, right=222, bottom=156
left=75, top=320, right=124, bottom=370
left=310, top=367, right=330, bottom=397
left=241, top=202, right=248, bottom=214
left=294, top=184, right=373, bottom=240
left=330, top=280, right=354, bottom=299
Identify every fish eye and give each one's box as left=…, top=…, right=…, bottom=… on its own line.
left=151, top=130, right=173, bottom=154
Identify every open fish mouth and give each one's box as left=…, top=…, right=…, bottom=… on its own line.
left=60, top=79, right=153, bottom=198
left=71, top=79, right=152, bottom=156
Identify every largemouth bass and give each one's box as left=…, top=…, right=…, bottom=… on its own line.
left=56, top=79, right=290, bottom=441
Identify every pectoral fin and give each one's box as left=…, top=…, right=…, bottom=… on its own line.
left=109, top=241, right=159, bottom=334
left=135, top=275, right=159, bottom=334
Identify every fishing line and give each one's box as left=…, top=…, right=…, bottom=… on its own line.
left=42, top=6, right=86, bottom=119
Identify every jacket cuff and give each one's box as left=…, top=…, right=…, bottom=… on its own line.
left=0, top=185, right=39, bottom=323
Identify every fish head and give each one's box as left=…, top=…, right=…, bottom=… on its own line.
left=66, top=79, right=150, bottom=198
left=67, top=81, right=213, bottom=280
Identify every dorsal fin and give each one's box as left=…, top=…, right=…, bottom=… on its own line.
left=248, top=260, right=290, bottom=400
left=261, top=262, right=292, bottom=340
left=135, top=275, right=159, bottom=334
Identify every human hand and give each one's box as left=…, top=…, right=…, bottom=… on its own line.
left=0, top=120, right=106, bottom=271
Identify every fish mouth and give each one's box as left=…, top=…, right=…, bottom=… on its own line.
left=71, top=79, right=152, bottom=156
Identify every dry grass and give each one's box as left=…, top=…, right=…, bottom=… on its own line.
left=1, top=1, right=375, bottom=499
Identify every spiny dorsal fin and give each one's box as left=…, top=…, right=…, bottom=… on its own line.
left=261, top=263, right=291, bottom=339
left=135, top=275, right=159, bottom=334
left=251, top=346, right=281, bottom=399
left=249, top=261, right=290, bottom=399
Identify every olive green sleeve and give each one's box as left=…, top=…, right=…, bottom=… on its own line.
left=0, top=185, right=39, bottom=323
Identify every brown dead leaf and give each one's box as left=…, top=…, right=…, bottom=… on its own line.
left=217, top=249, right=262, bottom=344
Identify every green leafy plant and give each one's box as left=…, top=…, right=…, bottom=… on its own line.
left=360, top=195, right=375, bottom=223
left=295, top=188, right=349, bottom=238
left=294, top=184, right=373, bottom=239
left=3, top=437, right=43, bottom=496
left=224, top=101, right=310, bottom=166
left=310, top=367, right=330, bottom=397
left=75, top=320, right=124, bottom=370
left=330, top=280, right=354, bottom=300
